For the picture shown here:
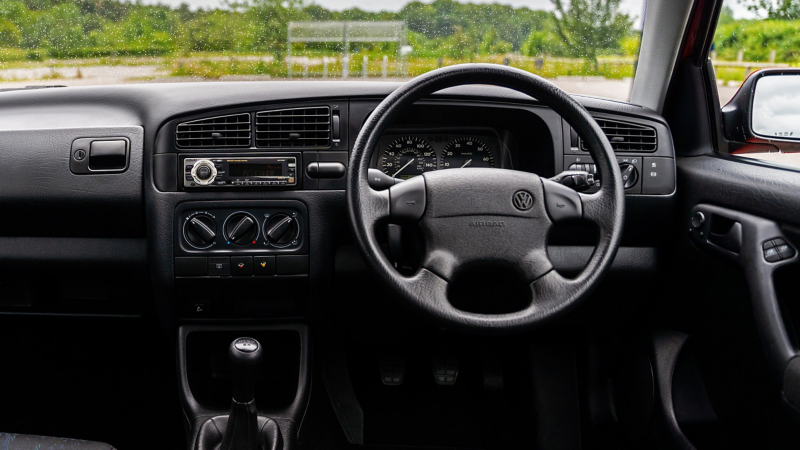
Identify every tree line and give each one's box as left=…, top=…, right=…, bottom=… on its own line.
left=0, top=0, right=638, bottom=64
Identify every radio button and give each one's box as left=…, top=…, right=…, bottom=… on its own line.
left=196, top=165, right=212, bottom=180
left=190, top=159, right=217, bottom=185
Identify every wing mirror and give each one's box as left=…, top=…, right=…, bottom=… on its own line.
left=722, top=68, right=800, bottom=153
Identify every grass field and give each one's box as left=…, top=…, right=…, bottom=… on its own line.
left=167, top=54, right=637, bottom=80
left=0, top=51, right=764, bottom=106
left=0, top=52, right=638, bottom=83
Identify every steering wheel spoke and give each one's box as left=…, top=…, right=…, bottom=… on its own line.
left=361, top=186, right=391, bottom=229
left=529, top=269, right=581, bottom=312
left=580, top=190, right=617, bottom=235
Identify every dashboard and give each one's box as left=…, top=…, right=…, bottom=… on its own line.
left=0, top=81, right=675, bottom=320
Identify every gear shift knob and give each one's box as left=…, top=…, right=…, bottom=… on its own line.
left=229, top=337, right=263, bottom=403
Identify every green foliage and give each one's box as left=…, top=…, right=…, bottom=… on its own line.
left=0, top=18, right=21, bottom=47
left=0, top=0, right=637, bottom=70
left=619, top=34, right=641, bottom=57
left=715, top=19, right=800, bottom=62
left=550, top=0, right=633, bottom=65
left=739, top=0, right=800, bottom=20
left=521, top=30, right=566, bottom=57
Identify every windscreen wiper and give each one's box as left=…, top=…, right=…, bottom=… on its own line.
left=0, top=85, right=66, bottom=93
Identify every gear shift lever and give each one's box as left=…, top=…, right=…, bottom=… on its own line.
left=220, top=337, right=264, bottom=450
left=230, top=337, right=262, bottom=403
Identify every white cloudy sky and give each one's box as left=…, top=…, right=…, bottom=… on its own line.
left=752, top=76, right=800, bottom=137
left=137, top=0, right=754, bottom=19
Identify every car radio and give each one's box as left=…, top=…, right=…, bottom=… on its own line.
left=182, top=156, right=297, bottom=188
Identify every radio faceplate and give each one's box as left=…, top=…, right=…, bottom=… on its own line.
left=182, top=155, right=298, bottom=188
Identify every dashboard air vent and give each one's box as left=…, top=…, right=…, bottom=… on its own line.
left=581, top=119, right=657, bottom=152
left=176, top=113, right=252, bottom=148
left=255, top=106, right=331, bottom=148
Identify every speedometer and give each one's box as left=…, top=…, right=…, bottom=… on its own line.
left=441, top=137, right=494, bottom=169
left=381, top=136, right=438, bottom=180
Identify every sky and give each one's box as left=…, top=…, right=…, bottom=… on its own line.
left=752, top=76, right=800, bottom=138
left=136, top=0, right=754, bottom=20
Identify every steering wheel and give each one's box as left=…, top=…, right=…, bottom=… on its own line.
left=347, top=64, right=625, bottom=332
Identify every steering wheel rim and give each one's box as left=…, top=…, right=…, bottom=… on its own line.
left=347, top=63, right=625, bottom=332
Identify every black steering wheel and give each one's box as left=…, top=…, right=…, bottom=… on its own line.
left=347, top=64, right=625, bottom=332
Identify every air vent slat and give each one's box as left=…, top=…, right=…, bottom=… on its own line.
left=256, top=106, right=331, bottom=148
left=175, top=113, right=251, bottom=149
left=580, top=119, right=657, bottom=152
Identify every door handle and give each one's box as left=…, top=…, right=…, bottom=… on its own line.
left=689, top=204, right=800, bottom=410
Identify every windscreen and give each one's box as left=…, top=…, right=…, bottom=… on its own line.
left=0, top=0, right=645, bottom=101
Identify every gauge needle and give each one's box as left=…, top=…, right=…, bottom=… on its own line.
left=393, top=158, right=415, bottom=177
left=460, top=159, right=473, bottom=168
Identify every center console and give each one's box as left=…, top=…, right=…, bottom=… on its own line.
left=152, top=105, right=333, bottom=449
left=174, top=200, right=309, bottom=318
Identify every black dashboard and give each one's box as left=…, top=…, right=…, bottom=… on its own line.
left=0, top=81, right=675, bottom=320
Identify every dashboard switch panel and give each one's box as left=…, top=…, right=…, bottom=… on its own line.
left=175, top=201, right=308, bottom=258
left=562, top=155, right=661, bottom=195
left=641, top=157, right=676, bottom=195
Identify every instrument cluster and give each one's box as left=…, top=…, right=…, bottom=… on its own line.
left=374, top=130, right=508, bottom=179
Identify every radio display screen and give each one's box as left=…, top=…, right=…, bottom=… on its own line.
left=229, top=163, right=282, bottom=177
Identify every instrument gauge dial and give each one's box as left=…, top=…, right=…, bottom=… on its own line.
left=441, top=137, right=495, bottom=169
left=381, top=136, right=437, bottom=180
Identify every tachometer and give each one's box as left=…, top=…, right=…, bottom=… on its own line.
left=381, top=136, right=437, bottom=180
left=441, top=137, right=494, bottom=169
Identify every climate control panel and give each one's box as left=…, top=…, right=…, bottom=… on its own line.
left=175, top=201, right=308, bottom=256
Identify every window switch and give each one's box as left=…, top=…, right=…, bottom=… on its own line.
left=777, top=244, right=796, bottom=259
left=764, top=247, right=781, bottom=262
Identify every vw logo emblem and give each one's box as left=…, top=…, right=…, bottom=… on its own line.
left=512, top=190, right=533, bottom=211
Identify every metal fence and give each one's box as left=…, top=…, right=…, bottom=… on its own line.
left=287, top=21, right=408, bottom=79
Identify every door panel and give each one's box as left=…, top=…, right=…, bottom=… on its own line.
left=675, top=153, right=800, bottom=447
